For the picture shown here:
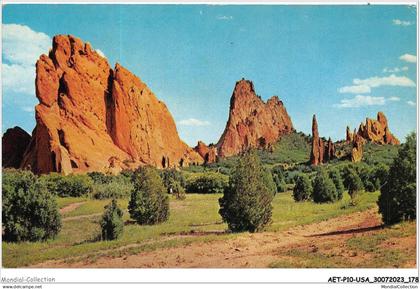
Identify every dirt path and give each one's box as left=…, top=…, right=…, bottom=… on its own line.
left=34, top=208, right=400, bottom=268
left=62, top=213, right=102, bottom=222
left=59, top=202, right=86, bottom=214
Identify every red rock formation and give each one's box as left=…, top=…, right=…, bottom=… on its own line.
left=325, top=137, right=335, bottom=162
left=310, top=115, right=322, bottom=165
left=194, top=141, right=217, bottom=164
left=2, top=126, right=31, bottom=168
left=310, top=115, right=335, bottom=165
left=349, top=112, right=400, bottom=145
left=21, top=35, right=202, bottom=174
left=346, top=126, right=353, bottom=143
left=351, top=134, right=364, bottom=162
left=216, top=79, right=294, bottom=157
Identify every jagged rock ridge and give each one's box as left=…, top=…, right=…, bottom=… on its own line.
left=347, top=112, right=400, bottom=145
left=21, top=35, right=202, bottom=174
left=216, top=79, right=294, bottom=158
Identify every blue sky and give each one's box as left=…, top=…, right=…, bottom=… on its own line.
left=2, top=4, right=417, bottom=146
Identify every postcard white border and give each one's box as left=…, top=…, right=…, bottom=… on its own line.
left=0, top=0, right=418, bottom=287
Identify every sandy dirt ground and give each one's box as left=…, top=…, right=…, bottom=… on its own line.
left=32, top=207, right=415, bottom=268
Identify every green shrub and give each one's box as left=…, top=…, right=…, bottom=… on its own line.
left=263, top=168, right=277, bottom=196
left=271, top=166, right=287, bottom=193
left=293, top=173, right=312, bottom=202
left=120, top=169, right=135, bottom=179
left=273, top=173, right=287, bottom=193
left=342, top=165, right=363, bottom=187
left=312, top=169, right=338, bottom=203
left=363, top=178, right=377, bottom=193
left=344, top=167, right=364, bottom=201
left=92, top=181, right=134, bottom=199
left=38, top=173, right=63, bottom=196
left=219, top=150, right=274, bottom=232
left=186, top=172, right=228, bottom=194
left=160, top=169, right=186, bottom=193
left=353, top=163, right=377, bottom=192
left=88, top=172, right=113, bottom=184
left=371, top=163, right=389, bottom=190
left=378, top=133, right=416, bottom=225
left=39, top=174, right=93, bottom=197
left=169, top=179, right=186, bottom=200
left=128, top=166, right=169, bottom=225
left=100, top=199, right=124, bottom=240
left=271, top=165, right=285, bottom=177
left=328, top=169, right=344, bottom=200
left=2, top=169, right=61, bottom=242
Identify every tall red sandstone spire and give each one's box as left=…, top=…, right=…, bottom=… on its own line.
left=310, top=115, right=334, bottom=165
left=310, top=115, right=321, bottom=165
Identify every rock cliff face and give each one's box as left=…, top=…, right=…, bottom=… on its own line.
left=216, top=79, right=294, bottom=158
left=2, top=127, right=31, bottom=168
left=21, top=35, right=202, bottom=174
left=194, top=141, right=218, bottom=164
left=347, top=112, right=400, bottom=146
left=310, top=115, right=335, bottom=165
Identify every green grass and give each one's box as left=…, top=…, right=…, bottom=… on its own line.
left=56, top=196, right=88, bottom=209
left=3, top=194, right=227, bottom=267
left=3, top=190, right=381, bottom=268
left=270, top=191, right=379, bottom=231
left=61, top=199, right=128, bottom=218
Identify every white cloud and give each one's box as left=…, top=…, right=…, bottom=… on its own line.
left=382, top=66, right=409, bottom=73
left=388, top=96, right=400, bottom=102
left=3, top=24, right=51, bottom=66
left=353, top=74, right=415, bottom=88
left=2, top=63, right=35, bottom=94
left=334, top=95, right=386, bottom=108
left=400, top=53, right=416, bottom=63
left=21, top=106, right=35, bottom=112
left=339, top=74, right=415, bottom=96
left=338, top=84, right=371, bottom=94
left=2, top=24, right=51, bottom=97
left=392, top=19, right=413, bottom=26
left=407, top=100, right=416, bottom=106
left=95, top=49, right=106, bottom=58
left=216, top=15, right=233, bottom=20
left=178, top=118, right=211, bottom=126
